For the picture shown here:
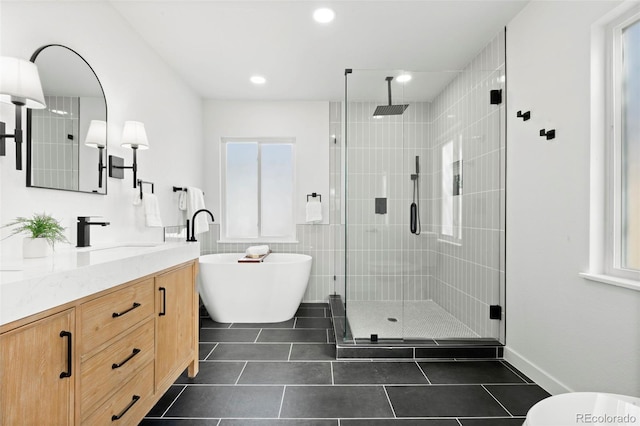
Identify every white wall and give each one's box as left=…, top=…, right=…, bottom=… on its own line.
left=0, top=2, right=203, bottom=254
left=506, top=0, right=640, bottom=396
left=202, top=101, right=330, bottom=228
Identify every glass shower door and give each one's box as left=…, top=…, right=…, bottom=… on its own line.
left=343, top=69, right=409, bottom=341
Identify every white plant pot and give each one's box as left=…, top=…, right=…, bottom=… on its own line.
left=23, top=237, right=52, bottom=259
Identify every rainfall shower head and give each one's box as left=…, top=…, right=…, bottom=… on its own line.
left=373, top=76, right=409, bottom=117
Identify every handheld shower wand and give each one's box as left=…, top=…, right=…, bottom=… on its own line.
left=410, top=156, right=421, bottom=235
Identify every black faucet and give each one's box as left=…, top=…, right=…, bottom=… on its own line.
left=186, top=209, right=215, bottom=242
left=77, top=216, right=110, bottom=247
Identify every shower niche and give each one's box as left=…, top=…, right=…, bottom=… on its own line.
left=336, top=30, right=506, bottom=346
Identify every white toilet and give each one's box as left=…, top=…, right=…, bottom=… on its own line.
left=524, top=392, right=640, bottom=425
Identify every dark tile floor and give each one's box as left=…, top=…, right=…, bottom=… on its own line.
left=141, top=303, right=548, bottom=425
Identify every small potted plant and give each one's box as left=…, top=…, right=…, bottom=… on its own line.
left=2, top=213, right=69, bottom=258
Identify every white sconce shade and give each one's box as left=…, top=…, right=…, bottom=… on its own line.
left=0, top=57, right=46, bottom=108
left=84, top=120, right=107, bottom=148
left=120, top=121, right=149, bottom=150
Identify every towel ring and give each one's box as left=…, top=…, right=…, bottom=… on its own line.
left=137, top=179, right=154, bottom=200
left=306, top=193, right=322, bottom=202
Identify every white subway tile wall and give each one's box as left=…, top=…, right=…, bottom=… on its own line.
left=30, top=95, right=80, bottom=190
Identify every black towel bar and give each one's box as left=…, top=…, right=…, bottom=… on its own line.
left=173, top=186, right=204, bottom=196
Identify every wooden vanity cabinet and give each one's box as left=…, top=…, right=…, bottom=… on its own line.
left=0, top=259, right=198, bottom=426
left=155, top=262, right=199, bottom=391
left=0, top=308, right=75, bottom=425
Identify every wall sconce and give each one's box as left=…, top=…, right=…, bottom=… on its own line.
left=84, top=120, right=107, bottom=188
left=0, top=56, right=47, bottom=170
left=108, top=121, right=149, bottom=188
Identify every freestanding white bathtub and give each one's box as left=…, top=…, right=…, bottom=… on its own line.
left=198, top=253, right=312, bottom=323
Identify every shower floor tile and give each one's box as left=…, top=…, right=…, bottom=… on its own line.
left=347, top=300, right=479, bottom=340
left=142, top=302, right=537, bottom=424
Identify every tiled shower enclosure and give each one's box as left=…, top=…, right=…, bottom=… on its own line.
left=341, top=30, right=506, bottom=342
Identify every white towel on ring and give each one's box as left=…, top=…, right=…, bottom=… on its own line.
left=186, top=187, right=208, bottom=235
left=306, top=199, right=322, bottom=223
left=143, top=194, right=163, bottom=227
left=178, top=191, right=187, bottom=211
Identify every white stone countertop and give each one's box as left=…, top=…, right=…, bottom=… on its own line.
left=0, top=241, right=200, bottom=326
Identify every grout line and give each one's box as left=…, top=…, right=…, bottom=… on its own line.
left=277, top=385, right=287, bottom=418
left=455, top=418, right=463, bottom=426
left=160, top=385, right=188, bottom=417
left=293, top=317, right=298, bottom=328
left=204, top=343, right=219, bottom=360
left=382, top=386, right=397, bottom=418
left=415, top=361, right=432, bottom=384
left=254, top=329, right=263, bottom=343
left=216, top=419, right=221, bottom=426
left=500, top=360, right=528, bottom=383
left=234, top=361, right=248, bottom=385
left=481, top=384, right=514, bottom=416
left=287, top=343, right=293, bottom=361
left=330, top=361, right=335, bottom=385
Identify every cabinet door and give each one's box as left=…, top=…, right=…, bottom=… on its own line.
left=0, top=309, right=75, bottom=425
left=155, top=263, right=197, bottom=390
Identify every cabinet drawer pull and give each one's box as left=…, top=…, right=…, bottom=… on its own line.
left=159, top=287, right=166, bottom=316
left=59, top=331, right=72, bottom=378
left=112, top=302, right=141, bottom=318
left=111, top=348, right=141, bottom=369
left=111, top=394, right=140, bottom=421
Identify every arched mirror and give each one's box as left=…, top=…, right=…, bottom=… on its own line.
left=27, top=44, right=107, bottom=194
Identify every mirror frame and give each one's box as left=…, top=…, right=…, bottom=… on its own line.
left=26, top=44, right=108, bottom=194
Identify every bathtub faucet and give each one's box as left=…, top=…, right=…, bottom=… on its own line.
left=187, top=209, right=215, bottom=242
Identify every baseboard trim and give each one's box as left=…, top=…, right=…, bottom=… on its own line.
left=504, top=346, right=573, bottom=395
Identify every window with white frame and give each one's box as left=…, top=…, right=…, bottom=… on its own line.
left=221, top=138, right=295, bottom=241
left=607, top=9, right=640, bottom=279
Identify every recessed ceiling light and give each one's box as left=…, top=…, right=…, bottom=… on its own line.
left=250, top=75, right=266, bottom=85
left=396, top=74, right=412, bottom=83
left=313, top=8, right=335, bottom=24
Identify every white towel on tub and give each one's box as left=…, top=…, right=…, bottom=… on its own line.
left=246, top=245, right=270, bottom=256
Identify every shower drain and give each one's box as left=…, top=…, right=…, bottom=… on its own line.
left=387, top=317, right=398, bottom=322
